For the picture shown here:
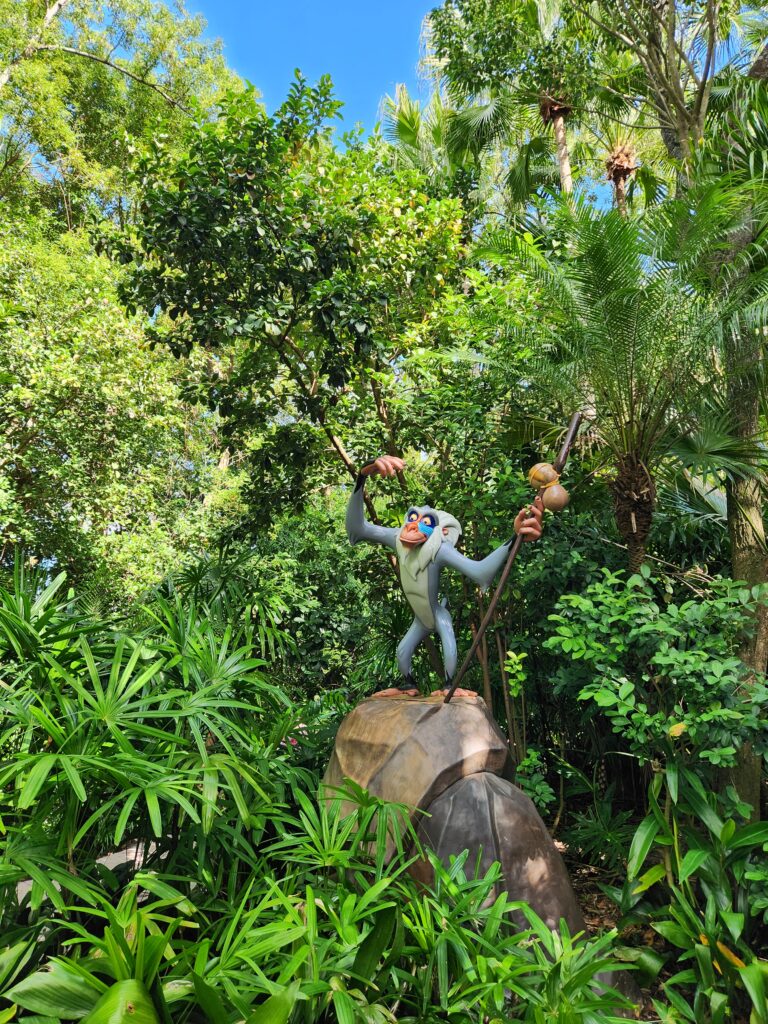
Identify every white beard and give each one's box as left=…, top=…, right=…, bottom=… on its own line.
left=395, top=526, right=443, bottom=578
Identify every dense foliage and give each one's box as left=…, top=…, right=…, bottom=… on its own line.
left=2, top=0, right=768, bottom=1021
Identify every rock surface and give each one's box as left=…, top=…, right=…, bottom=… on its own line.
left=323, top=692, right=513, bottom=821
left=410, top=772, right=585, bottom=932
left=323, top=693, right=579, bottom=928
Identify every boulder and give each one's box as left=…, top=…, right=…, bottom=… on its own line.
left=323, top=694, right=638, bottom=1013
left=323, top=692, right=513, bottom=822
left=409, top=772, right=585, bottom=933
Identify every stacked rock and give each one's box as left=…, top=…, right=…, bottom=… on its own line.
left=322, top=693, right=584, bottom=933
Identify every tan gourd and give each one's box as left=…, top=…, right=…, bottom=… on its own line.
left=541, top=483, right=570, bottom=511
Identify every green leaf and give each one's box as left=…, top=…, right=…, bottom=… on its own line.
left=80, top=981, right=160, bottom=1024
left=332, top=989, right=355, bottom=1024
left=720, top=909, right=745, bottom=943
left=134, top=874, right=196, bottom=917
left=6, top=964, right=104, bottom=1019
left=653, top=921, right=692, bottom=948
left=663, top=984, right=696, bottom=1021
left=18, top=756, right=57, bottom=809
left=681, top=770, right=723, bottom=836
left=694, top=943, right=716, bottom=989
left=60, top=758, right=87, bottom=803
left=0, top=942, right=35, bottom=990
left=612, top=946, right=666, bottom=982
left=632, top=863, right=666, bottom=894
left=246, top=982, right=301, bottom=1024
left=191, top=973, right=227, bottom=1024
left=144, top=789, right=163, bottom=838
left=679, top=849, right=709, bottom=883
left=740, top=964, right=767, bottom=1021
left=352, top=906, right=396, bottom=986
left=666, top=763, right=679, bottom=804
left=627, top=815, right=659, bottom=879
left=730, top=822, right=768, bottom=850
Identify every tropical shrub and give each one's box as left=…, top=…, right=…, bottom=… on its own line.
left=546, top=568, right=768, bottom=794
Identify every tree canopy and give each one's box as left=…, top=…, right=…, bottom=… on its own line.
left=2, top=1, right=768, bottom=1020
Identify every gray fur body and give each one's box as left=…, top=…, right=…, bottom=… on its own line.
left=345, top=479, right=513, bottom=684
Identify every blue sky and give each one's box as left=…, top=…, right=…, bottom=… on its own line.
left=192, top=0, right=434, bottom=132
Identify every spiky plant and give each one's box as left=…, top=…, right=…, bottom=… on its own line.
left=380, top=84, right=481, bottom=223
left=482, top=200, right=732, bottom=570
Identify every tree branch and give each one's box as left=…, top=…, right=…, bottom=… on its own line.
left=32, top=44, right=191, bottom=113
left=0, top=0, right=69, bottom=92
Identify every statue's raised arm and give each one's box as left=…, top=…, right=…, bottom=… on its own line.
left=345, top=456, right=403, bottom=551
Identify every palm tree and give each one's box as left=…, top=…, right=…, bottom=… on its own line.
left=380, top=84, right=485, bottom=239
left=482, top=201, right=731, bottom=571
left=665, top=83, right=768, bottom=646
left=656, top=83, right=768, bottom=817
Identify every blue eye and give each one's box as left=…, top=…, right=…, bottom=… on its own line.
left=418, top=521, right=435, bottom=537
left=407, top=511, right=419, bottom=522
left=422, top=516, right=434, bottom=528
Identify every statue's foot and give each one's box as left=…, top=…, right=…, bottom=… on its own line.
left=371, top=687, right=419, bottom=699
left=432, top=686, right=478, bottom=699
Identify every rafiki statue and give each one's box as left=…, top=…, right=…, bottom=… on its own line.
left=346, top=454, right=543, bottom=699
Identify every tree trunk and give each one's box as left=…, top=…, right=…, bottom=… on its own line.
left=611, top=456, right=656, bottom=573
left=552, top=113, right=573, bottom=194
left=725, top=328, right=768, bottom=819
left=0, top=0, right=70, bottom=93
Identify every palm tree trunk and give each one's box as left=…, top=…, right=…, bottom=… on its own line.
left=611, top=456, right=656, bottom=573
left=552, top=113, right=573, bottom=194
left=725, top=328, right=767, bottom=820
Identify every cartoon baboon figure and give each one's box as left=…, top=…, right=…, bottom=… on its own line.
left=346, top=455, right=543, bottom=698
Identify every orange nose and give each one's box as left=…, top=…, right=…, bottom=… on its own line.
left=400, top=520, right=427, bottom=544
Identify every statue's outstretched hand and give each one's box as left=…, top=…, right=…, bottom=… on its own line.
left=514, top=496, right=544, bottom=542
left=360, top=455, right=405, bottom=478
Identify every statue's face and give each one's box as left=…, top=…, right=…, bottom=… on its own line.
left=399, top=506, right=440, bottom=548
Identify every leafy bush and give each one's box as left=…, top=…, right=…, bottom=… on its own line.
left=546, top=569, right=768, bottom=783
left=608, top=775, right=768, bottom=1023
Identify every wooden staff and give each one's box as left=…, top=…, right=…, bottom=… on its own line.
left=444, top=412, right=583, bottom=704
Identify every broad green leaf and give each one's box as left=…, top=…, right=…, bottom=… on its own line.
left=678, top=850, right=709, bottom=883
left=80, top=980, right=159, bottom=1024
left=720, top=909, right=745, bottom=943
left=352, top=906, right=396, bottom=985
left=730, top=822, right=768, bottom=850
left=653, top=921, right=691, bottom=948
left=632, top=863, right=666, bottom=894
left=627, top=815, right=659, bottom=879
left=332, top=989, right=355, bottom=1024
left=740, top=964, right=767, bottom=1021
left=0, top=942, right=35, bottom=990
left=246, top=981, right=300, bottom=1024
left=6, top=963, right=104, bottom=1019
left=191, top=973, right=227, bottom=1024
